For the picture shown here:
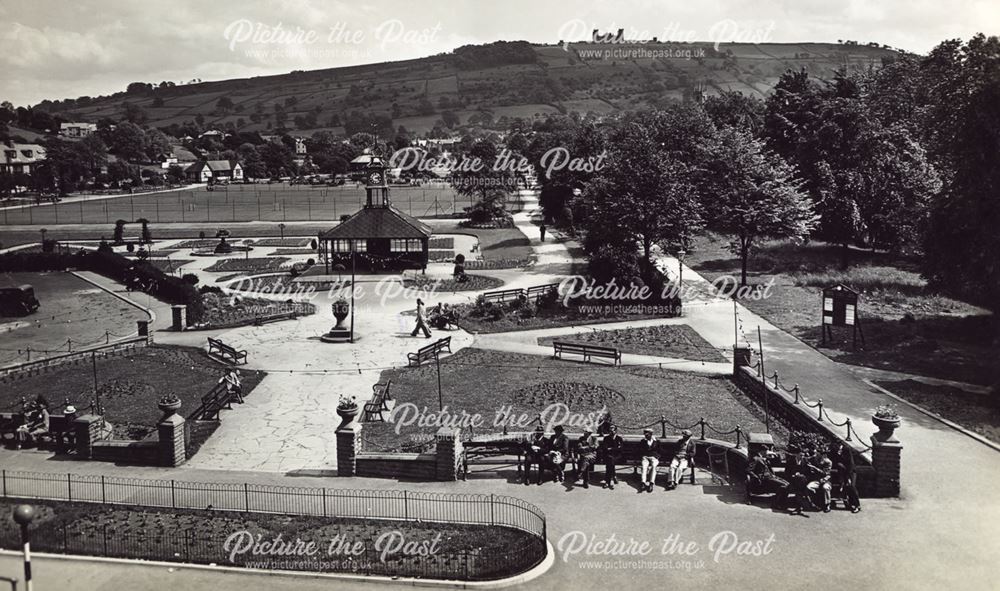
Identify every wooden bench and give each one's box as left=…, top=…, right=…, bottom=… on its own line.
left=189, top=382, right=234, bottom=421
left=572, top=436, right=697, bottom=485
left=460, top=438, right=526, bottom=480
left=526, top=283, right=559, bottom=302
left=207, top=337, right=248, bottom=365
left=252, top=311, right=299, bottom=326
left=482, top=288, right=526, bottom=305
left=1, top=412, right=76, bottom=451
left=552, top=341, right=621, bottom=365
left=407, top=336, right=452, bottom=367
left=362, top=380, right=395, bottom=422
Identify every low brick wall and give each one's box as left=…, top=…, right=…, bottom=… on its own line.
left=356, top=452, right=437, bottom=479
left=731, top=361, right=878, bottom=496
left=90, top=440, right=160, bottom=464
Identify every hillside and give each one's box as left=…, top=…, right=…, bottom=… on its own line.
left=42, top=40, right=899, bottom=136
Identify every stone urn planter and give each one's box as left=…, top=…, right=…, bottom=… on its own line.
left=332, top=299, right=350, bottom=330
left=337, top=403, right=360, bottom=427
left=158, top=395, right=182, bottom=418
left=872, top=406, right=901, bottom=442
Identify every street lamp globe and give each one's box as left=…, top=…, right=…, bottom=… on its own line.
left=12, top=504, right=35, bottom=526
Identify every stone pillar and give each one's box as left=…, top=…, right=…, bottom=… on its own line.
left=158, top=414, right=187, bottom=467
left=336, top=423, right=362, bottom=477
left=733, top=346, right=751, bottom=372
left=870, top=435, right=902, bottom=497
left=137, top=319, right=149, bottom=338
left=171, top=305, right=187, bottom=331
left=434, top=427, right=462, bottom=481
left=73, top=414, right=102, bottom=459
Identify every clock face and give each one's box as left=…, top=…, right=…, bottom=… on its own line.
left=368, top=171, right=383, bottom=185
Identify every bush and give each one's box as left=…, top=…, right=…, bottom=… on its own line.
left=455, top=253, right=466, bottom=265
left=41, top=239, right=56, bottom=253
left=126, top=242, right=135, bottom=253
left=199, top=285, right=223, bottom=295
left=306, top=258, right=315, bottom=266
left=199, top=231, right=206, bottom=239
left=182, top=273, right=199, bottom=285
left=587, top=243, right=640, bottom=286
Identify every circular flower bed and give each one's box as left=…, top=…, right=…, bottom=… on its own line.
left=404, top=274, right=504, bottom=292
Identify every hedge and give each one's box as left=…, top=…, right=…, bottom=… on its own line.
left=0, top=250, right=205, bottom=324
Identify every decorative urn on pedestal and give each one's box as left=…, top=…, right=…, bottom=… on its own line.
left=157, top=393, right=182, bottom=418
left=872, top=404, right=901, bottom=442
left=321, top=298, right=352, bottom=342
left=336, top=395, right=359, bottom=427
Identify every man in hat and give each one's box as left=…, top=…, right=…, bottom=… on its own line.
left=574, top=428, right=598, bottom=489
left=667, top=429, right=696, bottom=489
left=639, top=428, right=661, bottom=493
left=411, top=298, right=432, bottom=338
left=600, top=424, right=624, bottom=489
left=522, top=425, right=548, bottom=485
left=15, top=398, right=50, bottom=449
left=219, top=368, right=243, bottom=403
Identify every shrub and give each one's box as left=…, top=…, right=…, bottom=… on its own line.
left=97, top=240, right=113, bottom=254
left=310, top=239, right=318, bottom=250
left=455, top=253, right=466, bottom=265
left=126, top=242, right=135, bottom=253
left=41, top=239, right=56, bottom=253
left=199, top=285, right=223, bottom=295
left=199, top=231, right=206, bottom=239
left=306, top=258, right=315, bottom=266
left=182, top=273, right=200, bottom=285
left=587, top=243, right=640, bottom=286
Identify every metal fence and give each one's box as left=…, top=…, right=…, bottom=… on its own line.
left=0, top=470, right=546, bottom=581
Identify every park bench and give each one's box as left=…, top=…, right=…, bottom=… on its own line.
left=481, top=288, right=526, bottom=305
left=207, top=337, right=248, bottom=365
left=0, top=412, right=76, bottom=451
left=571, top=435, right=697, bottom=486
left=252, top=310, right=299, bottom=326
left=407, top=336, right=452, bottom=367
left=552, top=341, right=621, bottom=366
left=362, top=380, right=395, bottom=422
left=188, top=381, right=233, bottom=421
left=526, top=283, right=559, bottom=302
left=460, top=437, right=526, bottom=481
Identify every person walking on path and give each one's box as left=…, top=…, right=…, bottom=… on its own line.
left=411, top=298, right=432, bottom=338
left=539, top=223, right=546, bottom=242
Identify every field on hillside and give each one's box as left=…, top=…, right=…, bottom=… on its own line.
left=0, top=182, right=528, bottom=226
left=44, top=43, right=898, bottom=133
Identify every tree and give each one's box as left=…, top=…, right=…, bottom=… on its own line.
left=144, top=129, right=172, bottom=162
left=109, top=122, right=147, bottom=163
left=137, top=218, right=152, bottom=243
left=449, top=140, right=517, bottom=225
left=113, top=219, right=127, bottom=244
left=703, top=91, right=765, bottom=134
left=707, top=128, right=817, bottom=285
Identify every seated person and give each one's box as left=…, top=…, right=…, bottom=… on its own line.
left=547, top=425, right=569, bottom=483
left=522, top=426, right=549, bottom=486
left=806, top=451, right=834, bottom=513
left=638, top=428, right=661, bottom=493
left=573, top=429, right=598, bottom=489
left=600, top=424, right=624, bottom=489
left=15, top=399, right=50, bottom=449
left=667, top=429, right=695, bottom=489
left=748, top=448, right=789, bottom=507
left=832, top=442, right=862, bottom=513
left=784, top=451, right=815, bottom=515
left=219, top=369, right=243, bottom=403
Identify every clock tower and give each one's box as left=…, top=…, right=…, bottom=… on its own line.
left=364, top=157, right=390, bottom=208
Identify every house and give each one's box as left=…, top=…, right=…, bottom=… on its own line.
left=319, top=157, right=432, bottom=272
left=185, top=160, right=244, bottom=183
left=1, top=142, right=47, bottom=175
left=59, top=122, right=97, bottom=138
left=198, top=129, right=225, bottom=140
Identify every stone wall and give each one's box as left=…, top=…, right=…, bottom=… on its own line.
left=356, top=453, right=438, bottom=479
left=730, top=350, right=886, bottom=496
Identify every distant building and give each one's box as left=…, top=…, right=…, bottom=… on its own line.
left=198, top=129, right=225, bottom=139
left=59, top=122, right=97, bottom=138
left=185, top=159, right=244, bottom=183
left=1, top=142, right=47, bottom=175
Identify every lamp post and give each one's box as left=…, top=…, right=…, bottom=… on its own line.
left=13, top=504, right=35, bottom=591
left=39, top=228, right=46, bottom=247
left=278, top=223, right=286, bottom=241
left=676, top=249, right=686, bottom=292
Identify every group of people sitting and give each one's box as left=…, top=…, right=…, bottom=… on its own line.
left=428, top=303, right=459, bottom=331
left=12, top=395, right=77, bottom=450
left=747, top=442, right=862, bottom=514
left=519, top=423, right=696, bottom=492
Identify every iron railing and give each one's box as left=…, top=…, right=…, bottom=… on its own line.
left=0, top=470, right=546, bottom=581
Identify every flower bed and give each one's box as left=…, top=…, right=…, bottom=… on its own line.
left=465, top=258, right=532, bottom=270
left=269, top=248, right=319, bottom=256
left=250, top=237, right=312, bottom=247
left=428, top=237, right=455, bottom=249
left=204, top=257, right=289, bottom=273
left=428, top=250, right=456, bottom=262
left=0, top=345, right=265, bottom=441
left=198, top=292, right=316, bottom=328
left=404, top=274, right=505, bottom=293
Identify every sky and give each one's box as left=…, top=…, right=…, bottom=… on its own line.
left=0, top=0, right=996, bottom=107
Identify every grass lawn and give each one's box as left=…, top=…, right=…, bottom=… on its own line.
left=685, top=233, right=998, bottom=386
left=365, top=348, right=784, bottom=451
left=429, top=222, right=532, bottom=269
left=537, top=325, right=727, bottom=362
left=874, top=379, right=1000, bottom=444
left=0, top=345, right=265, bottom=440
left=0, top=499, right=540, bottom=579
left=455, top=304, right=672, bottom=334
